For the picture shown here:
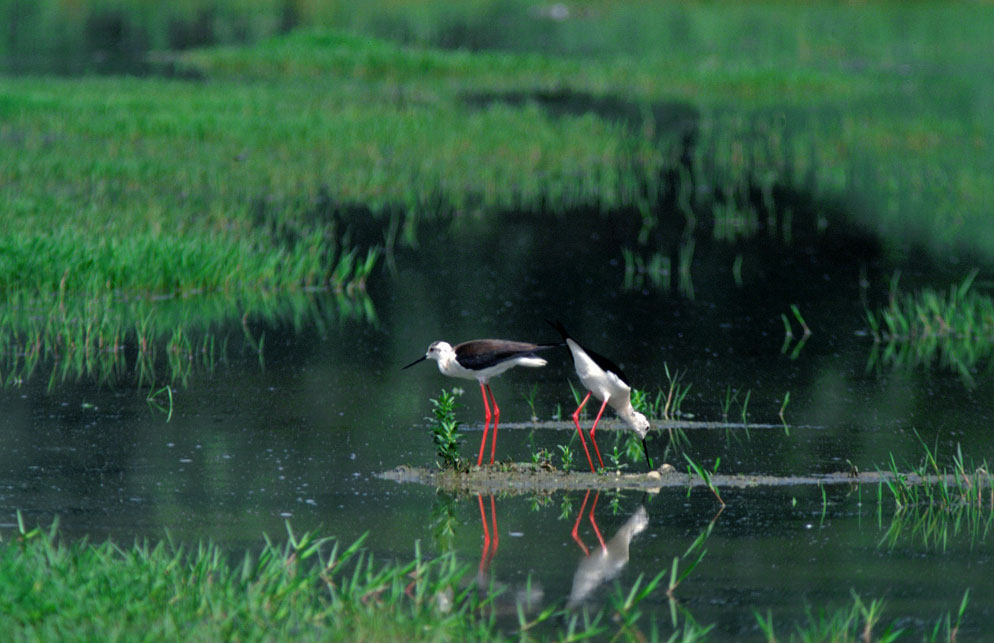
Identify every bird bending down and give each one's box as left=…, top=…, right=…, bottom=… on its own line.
left=403, top=339, right=552, bottom=466
left=548, top=320, right=652, bottom=472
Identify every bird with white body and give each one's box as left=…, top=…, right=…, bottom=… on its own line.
left=403, top=338, right=553, bottom=466
left=548, top=320, right=652, bottom=472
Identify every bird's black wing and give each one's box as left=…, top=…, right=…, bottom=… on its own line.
left=454, top=340, right=552, bottom=371
left=548, top=320, right=631, bottom=386
left=580, top=343, right=631, bottom=387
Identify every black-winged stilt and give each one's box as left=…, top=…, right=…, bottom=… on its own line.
left=403, top=339, right=553, bottom=466
left=547, top=320, right=652, bottom=471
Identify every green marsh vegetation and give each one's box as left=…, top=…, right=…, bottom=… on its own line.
left=2, top=512, right=973, bottom=642
left=3, top=2, right=993, bottom=637
left=866, top=270, right=994, bottom=383
left=5, top=0, right=994, bottom=386
left=429, top=388, right=465, bottom=469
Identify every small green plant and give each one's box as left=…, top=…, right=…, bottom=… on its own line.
left=430, top=494, right=459, bottom=551
left=779, top=391, right=791, bottom=436
left=558, top=443, right=574, bottom=472
left=662, top=363, right=692, bottom=421
left=929, top=589, right=970, bottom=642
left=429, top=388, right=463, bottom=469
left=667, top=517, right=715, bottom=601
left=685, top=454, right=725, bottom=506
left=781, top=304, right=811, bottom=359
left=606, top=445, right=627, bottom=472
left=145, top=384, right=174, bottom=422
left=528, top=493, right=553, bottom=512
left=521, top=384, right=539, bottom=422
left=608, top=568, right=670, bottom=639
left=720, top=386, right=736, bottom=423
left=531, top=447, right=553, bottom=468
left=740, top=389, right=751, bottom=428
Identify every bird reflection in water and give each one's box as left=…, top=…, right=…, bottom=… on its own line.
left=567, top=490, right=649, bottom=609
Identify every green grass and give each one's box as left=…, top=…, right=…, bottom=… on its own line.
left=6, top=1, right=994, bottom=259
left=4, top=1, right=994, bottom=386
left=2, top=514, right=973, bottom=641
left=1, top=517, right=492, bottom=641
left=866, top=270, right=994, bottom=382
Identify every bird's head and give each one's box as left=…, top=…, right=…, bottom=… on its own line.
left=631, top=411, right=650, bottom=439
left=402, top=341, right=454, bottom=370
left=425, top=341, right=454, bottom=362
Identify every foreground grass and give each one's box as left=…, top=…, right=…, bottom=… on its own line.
left=0, top=516, right=971, bottom=642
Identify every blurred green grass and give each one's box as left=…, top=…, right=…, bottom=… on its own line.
left=2, top=0, right=994, bottom=383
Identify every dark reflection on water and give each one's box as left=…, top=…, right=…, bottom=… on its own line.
left=1, top=208, right=992, bottom=636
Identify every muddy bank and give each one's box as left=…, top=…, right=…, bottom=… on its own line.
left=377, top=462, right=951, bottom=494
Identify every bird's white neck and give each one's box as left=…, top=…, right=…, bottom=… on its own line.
left=435, top=351, right=459, bottom=376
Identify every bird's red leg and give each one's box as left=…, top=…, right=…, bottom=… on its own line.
left=486, top=384, right=500, bottom=465
left=477, top=382, right=491, bottom=467
left=572, top=392, right=596, bottom=472
left=588, top=491, right=606, bottom=550
left=588, top=399, right=608, bottom=469
left=571, top=489, right=592, bottom=556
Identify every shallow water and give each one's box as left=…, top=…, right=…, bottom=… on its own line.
left=1, top=210, right=992, bottom=637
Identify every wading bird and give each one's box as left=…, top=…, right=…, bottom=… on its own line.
left=403, top=338, right=553, bottom=466
left=547, top=320, right=652, bottom=472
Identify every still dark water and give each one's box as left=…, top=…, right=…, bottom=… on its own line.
left=1, top=211, right=992, bottom=638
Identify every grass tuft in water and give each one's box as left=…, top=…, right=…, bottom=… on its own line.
left=878, top=435, right=993, bottom=550
left=866, top=270, right=994, bottom=383
left=683, top=454, right=725, bottom=507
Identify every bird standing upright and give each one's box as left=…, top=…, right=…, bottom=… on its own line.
left=403, top=338, right=553, bottom=466
left=548, top=320, right=652, bottom=472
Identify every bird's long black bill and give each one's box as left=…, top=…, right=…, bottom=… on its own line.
left=642, top=438, right=652, bottom=470
left=402, top=355, right=427, bottom=370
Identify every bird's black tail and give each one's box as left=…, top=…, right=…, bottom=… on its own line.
left=546, top=319, right=571, bottom=343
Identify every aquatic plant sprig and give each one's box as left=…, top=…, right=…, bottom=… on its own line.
left=755, top=592, right=904, bottom=643
left=684, top=454, right=725, bottom=506
left=429, top=388, right=464, bottom=470
left=878, top=433, right=994, bottom=548
left=866, top=270, right=994, bottom=383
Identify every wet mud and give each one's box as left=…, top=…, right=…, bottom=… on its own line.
left=377, top=462, right=955, bottom=495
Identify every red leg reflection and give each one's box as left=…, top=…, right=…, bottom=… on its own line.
left=571, top=490, right=592, bottom=556
left=478, top=494, right=499, bottom=576
left=571, top=490, right=606, bottom=555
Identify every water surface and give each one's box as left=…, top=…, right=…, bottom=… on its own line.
left=1, top=210, right=991, bottom=638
